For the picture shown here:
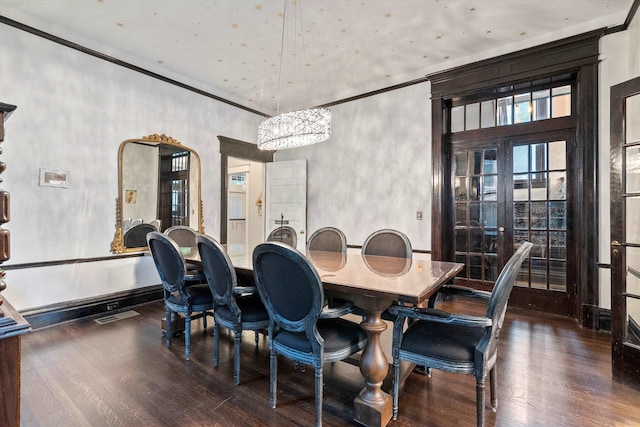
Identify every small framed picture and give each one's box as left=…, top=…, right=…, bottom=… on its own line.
left=39, top=168, right=69, bottom=188
left=125, top=189, right=137, bottom=204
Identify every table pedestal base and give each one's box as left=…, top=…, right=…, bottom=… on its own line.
left=353, top=391, right=392, bottom=427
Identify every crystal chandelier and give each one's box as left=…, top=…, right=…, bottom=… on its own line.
left=257, top=0, right=331, bottom=150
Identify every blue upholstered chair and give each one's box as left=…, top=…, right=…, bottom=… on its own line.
left=196, top=234, right=269, bottom=385
left=389, top=242, right=533, bottom=427
left=252, top=242, right=367, bottom=427
left=147, top=232, right=214, bottom=360
left=165, top=225, right=204, bottom=281
left=307, top=226, right=347, bottom=253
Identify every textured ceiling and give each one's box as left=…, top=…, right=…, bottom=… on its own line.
left=0, top=0, right=634, bottom=115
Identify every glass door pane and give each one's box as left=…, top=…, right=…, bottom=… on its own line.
left=454, top=148, right=500, bottom=283
left=512, top=141, right=567, bottom=290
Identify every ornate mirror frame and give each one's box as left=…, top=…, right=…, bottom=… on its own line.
left=111, top=134, right=204, bottom=253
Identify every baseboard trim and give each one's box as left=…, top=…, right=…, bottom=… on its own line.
left=597, top=308, right=611, bottom=332
left=21, top=285, right=163, bottom=330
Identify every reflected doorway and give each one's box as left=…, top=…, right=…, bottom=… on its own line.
left=227, top=157, right=265, bottom=257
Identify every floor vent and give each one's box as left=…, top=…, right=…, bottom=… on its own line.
left=94, top=310, right=140, bottom=325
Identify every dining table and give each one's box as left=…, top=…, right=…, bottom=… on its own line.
left=185, top=245, right=463, bottom=427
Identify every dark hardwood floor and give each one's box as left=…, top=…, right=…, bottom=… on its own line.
left=20, top=300, right=640, bottom=426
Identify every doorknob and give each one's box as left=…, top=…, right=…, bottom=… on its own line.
left=612, top=240, right=622, bottom=256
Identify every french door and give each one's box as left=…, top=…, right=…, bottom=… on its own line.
left=452, top=132, right=574, bottom=315
left=610, top=76, right=640, bottom=386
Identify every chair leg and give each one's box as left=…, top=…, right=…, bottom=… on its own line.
left=490, top=367, right=498, bottom=410
left=476, top=379, right=485, bottom=427
left=213, top=323, right=220, bottom=367
left=270, top=347, right=277, bottom=409
left=234, top=330, right=241, bottom=385
left=315, top=364, right=323, bottom=427
left=185, top=313, right=191, bottom=361
left=202, top=311, right=208, bottom=332
left=392, top=356, right=400, bottom=420
left=165, top=307, right=172, bottom=347
left=254, top=330, right=259, bottom=345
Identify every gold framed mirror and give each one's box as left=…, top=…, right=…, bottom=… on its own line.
left=111, top=134, right=204, bottom=253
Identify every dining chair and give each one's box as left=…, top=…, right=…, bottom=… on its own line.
left=361, top=228, right=412, bottom=258
left=122, top=217, right=132, bottom=231
left=147, top=232, right=214, bottom=360
left=149, top=218, right=161, bottom=231
left=388, top=241, right=533, bottom=427
left=266, top=225, right=297, bottom=248
left=123, top=223, right=156, bottom=248
left=252, top=242, right=367, bottom=427
left=196, top=234, right=269, bottom=385
left=307, top=227, right=347, bottom=253
left=165, top=225, right=204, bottom=280
left=130, top=217, right=143, bottom=228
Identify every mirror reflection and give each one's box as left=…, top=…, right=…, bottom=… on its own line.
left=111, top=134, right=203, bottom=253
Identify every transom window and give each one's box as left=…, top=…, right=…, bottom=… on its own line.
left=451, top=82, right=572, bottom=133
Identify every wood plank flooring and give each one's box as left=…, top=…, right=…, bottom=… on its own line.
left=19, top=300, right=640, bottom=426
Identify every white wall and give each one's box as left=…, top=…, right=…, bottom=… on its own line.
left=598, top=11, right=640, bottom=309
left=275, top=83, right=432, bottom=251
left=0, top=24, right=263, bottom=310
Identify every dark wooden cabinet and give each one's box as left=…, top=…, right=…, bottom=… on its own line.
left=0, top=102, right=30, bottom=427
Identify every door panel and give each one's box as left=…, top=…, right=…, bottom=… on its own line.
left=611, top=76, right=640, bottom=387
left=452, top=135, right=573, bottom=314
left=265, top=159, right=307, bottom=252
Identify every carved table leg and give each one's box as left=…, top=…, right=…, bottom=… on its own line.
left=353, top=308, right=392, bottom=427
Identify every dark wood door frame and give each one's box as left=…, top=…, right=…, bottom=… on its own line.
left=610, top=75, right=640, bottom=387
left=218, top=136, right=274, bottom=244
left=429, top=30, right=602, bottom=327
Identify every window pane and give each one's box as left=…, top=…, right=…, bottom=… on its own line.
left=531, top=258, right=547, bottom=289
left=549, top=171, right=566, bottom=200
left=481, top=100, right=496, bottom=128
left=483, top=176, right=497, bottom=201
left=549, top=260, right=566, bottom=291
left=549, top=231, right=566, bottom=259
left=470, top=177, right=481, bottom=201
left=472, top=151, right=483, bottom=175
left=549, top=202, right=567, bottom=229
left=626, top=145, right=640, bottom=193
left=455, top=177, right=468, bottom=200
left=483, top=202, right=497, bottom=227
left=626, top=196, right=640, bottom=244
left=497, top=96, right=513, bottom=126
left=465, top=103, right=480, bottom=131
left=514, top=202, right=529, bottom=229
left=627, top=94, right=640, bottom=143
left=514, top=92, right=531, bottom=124
left=456, top=229, right=467, bottom=252
left=485, top=255, right=498, bottom=280
left=531, top=172, right=547, bottom=201
left=552, top=85, right=571, bottom=117
left=532, top=89, right=550, bottom=120
left=531, top=143, right=547, bottom=172
left=454, top=152, right=467, bottom=176
left=469, top=203, right=481, bottom=225
left=452, top=105, right=465, bottom=132
left=455, top=203, right=467, bottom=225
left=548, top=140, right=566, bottom=170
left=484, top=148, right=497, bottom=173
left=514, top=174, right=529, bottom=200
left=513, top=145, right=529, bottom=173
left=530, top=202, right=547, bottom=229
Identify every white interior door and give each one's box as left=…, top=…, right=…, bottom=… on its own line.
left=266, top=159, right=307, bottom=252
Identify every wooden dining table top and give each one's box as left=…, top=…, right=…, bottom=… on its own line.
left=184, top=246, right=463, bottom=307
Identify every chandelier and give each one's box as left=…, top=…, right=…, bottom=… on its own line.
left=257, top=0, right=331, bottom=150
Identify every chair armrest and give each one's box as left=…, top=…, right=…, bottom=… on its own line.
left=320, top=300, right=354, bottom=319
left=387, top=305, right=492, bottom=328
left=234, top=285, right=257, bottom=295
left=439, top=284, right=492, bottom=301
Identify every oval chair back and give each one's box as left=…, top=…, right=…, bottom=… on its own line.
left=361, top=229, right=412, bottom=258
left=307, top=227, right=347, bottom=253
left=266, top=225, right=297, bottom=248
